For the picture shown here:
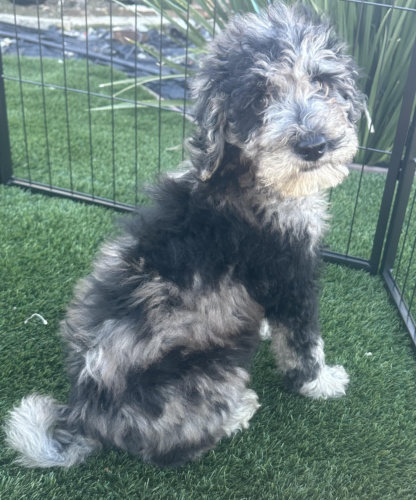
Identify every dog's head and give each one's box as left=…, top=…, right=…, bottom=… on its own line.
left=189, top=2, right=364, bottom=197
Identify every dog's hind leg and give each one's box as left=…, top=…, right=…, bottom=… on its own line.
left=270, top=322, right=349, bottom=399
left=221, top=387, right=260, bottom=436
left=133, top=366, right=259, bottom=467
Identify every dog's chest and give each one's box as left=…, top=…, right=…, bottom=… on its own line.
left=261, top=194, right=329, bottom=250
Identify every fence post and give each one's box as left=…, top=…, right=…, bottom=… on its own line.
left=0, top=48, right=13, bottom=184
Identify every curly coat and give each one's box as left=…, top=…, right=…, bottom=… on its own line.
left=5, top=2, right=362, bottom=468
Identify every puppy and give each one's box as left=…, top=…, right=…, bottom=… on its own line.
left=5, top=2, right=363, bottom=468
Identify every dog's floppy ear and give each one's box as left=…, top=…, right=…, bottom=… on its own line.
left=189, top=75, right=228, bottom=182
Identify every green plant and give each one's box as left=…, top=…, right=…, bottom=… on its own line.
left=106, top=0, right=416, bottom=166
left=95, top=0, right=272, bottom=115
left=309, top=0, right=416, bottom=165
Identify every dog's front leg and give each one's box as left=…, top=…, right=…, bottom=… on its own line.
left=266, top=294, right=349, bottom=399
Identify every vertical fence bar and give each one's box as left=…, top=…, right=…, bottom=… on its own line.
left=212, top=0, right=218, bottom=38
left=181, top=0, right=191, bottom=162
left=157, top=1, right=164, bottom=174
left=0, top=49, right=13, bottom=184
left=13, top=2, right=31, bottom=182
left=109, top=0, right=117, bottom=202
left=407, top=280, right=416, bottom=324
left=344, top=165, right=365, bottom=256
left=84, top=1, right=95, bottom=199
left=398, top=230, right=416, bottom=309
left=60, top=0, right=74, bottom=193
left=134, top=2, right=139, bottom=206
left=36, top=1, right=53, bottom=188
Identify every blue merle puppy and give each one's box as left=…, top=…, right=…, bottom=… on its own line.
left=5, top=2, right=363, bottom=468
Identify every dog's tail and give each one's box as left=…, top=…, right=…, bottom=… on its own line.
left=4, top=394, right=99, bottom=468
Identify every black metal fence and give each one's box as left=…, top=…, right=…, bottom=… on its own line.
left=0, top=0, right=416, bottom=341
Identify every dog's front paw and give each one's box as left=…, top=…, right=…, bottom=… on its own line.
left=259, top=319, right=272, bottom=340
left=299, top=365, right=349, bottom=399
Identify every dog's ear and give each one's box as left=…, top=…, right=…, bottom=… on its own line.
left=189, top=75, right=228, bottom=182
left=199, top=94, right=227, bottom=182
left=334, top=55, right=365, bottom=123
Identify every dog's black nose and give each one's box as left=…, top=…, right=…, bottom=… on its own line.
left=295, top=135, right=327, bottom=161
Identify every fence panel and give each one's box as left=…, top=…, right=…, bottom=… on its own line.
left=381, top=105, right=416, bottom=342
left=0, top=1, right=194, bottom=210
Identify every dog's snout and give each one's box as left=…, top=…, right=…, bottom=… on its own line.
left=294, top=135, right=327, bottom=162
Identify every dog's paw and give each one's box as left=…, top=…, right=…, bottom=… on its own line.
left=224, top=389, right=260, bottom=436
left=299, top=364, right=349, bottom=399
left=259, top=319, right=272, bottom=340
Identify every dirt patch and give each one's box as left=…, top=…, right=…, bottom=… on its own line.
left=0, top=1, right=141, bottom=18
left=0, top=1, right=159, bottom=29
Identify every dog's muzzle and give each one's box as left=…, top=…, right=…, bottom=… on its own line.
left=294, top=134, right=327, bottom=162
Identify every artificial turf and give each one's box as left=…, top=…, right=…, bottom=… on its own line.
left=2, top=185, right=416, bottom=499
left=2, top=56, right=416, bottom=499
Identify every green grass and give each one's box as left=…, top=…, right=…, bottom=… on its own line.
left=2, top=185, right=416, bottom=499
left=326, top=168, right=386, bottom=259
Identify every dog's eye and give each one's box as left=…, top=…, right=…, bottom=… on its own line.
left=312, top=72, right=330, bottom=82
left=265, top=86, right=280, bottom=101
left=311, top=73, right=334, bottom=87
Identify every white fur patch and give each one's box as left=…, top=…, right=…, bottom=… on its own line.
left=223, top=389, right=260, bottom=436
left=299, top=364, right=349, bottom=399
left=259, top=319, right=272, bottom=340
left=5, top=395, right=65, bottom=467
left=255, top=192, right=330, bottom=254
left=4, top=395, right=98, bottom=468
